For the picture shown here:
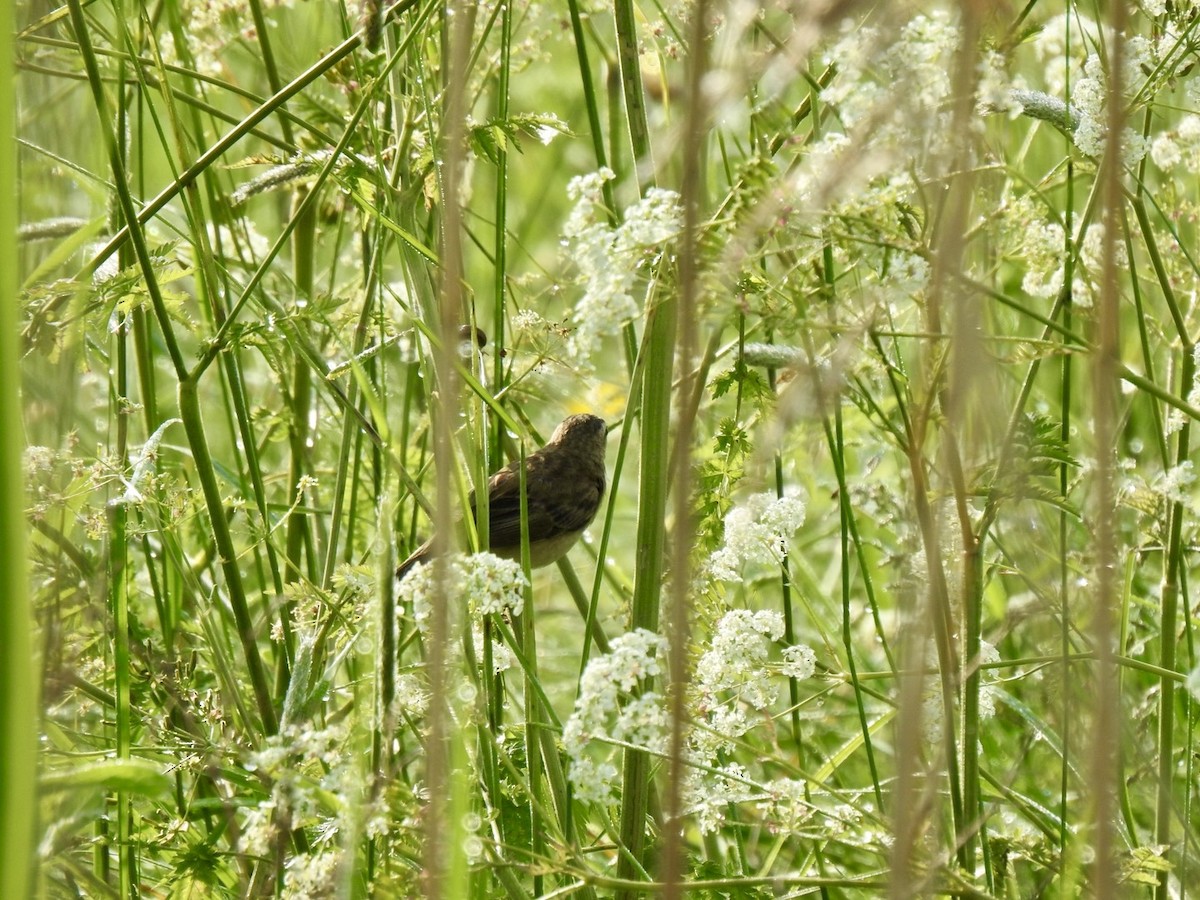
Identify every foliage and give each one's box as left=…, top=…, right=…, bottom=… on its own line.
left=12, top=0, right=1200, bottom=897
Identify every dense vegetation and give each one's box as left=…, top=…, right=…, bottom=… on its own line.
left=8, top=0, right=1200, bottom=896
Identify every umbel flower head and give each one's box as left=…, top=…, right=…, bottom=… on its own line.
left=708, top=490, right=807, bottom=581
left=397, top=552, right=528, bottom=634
left=562, top=168, right=682, bottom=363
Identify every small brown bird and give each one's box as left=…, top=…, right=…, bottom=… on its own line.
left=396, top=413, right=608, bottom=580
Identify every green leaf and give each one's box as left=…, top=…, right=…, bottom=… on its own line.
left=41, top=758, right=172, bottom=798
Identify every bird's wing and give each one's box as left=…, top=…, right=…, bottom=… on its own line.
left=395, top=537, right=432, bottom=581
left=477, top=466, right=602, bottom=549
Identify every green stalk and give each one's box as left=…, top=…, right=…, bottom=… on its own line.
left=612, top=0, right=652, bottom=179
left=662, top=3, right=707, bottom=892
left=616, top=288, right=676, bottom=896
left=827, top=405, right=885, bottom=813
left=609, top=3, right=661, bottom=890
left=245, top=0, right=293, bottom=144
left=126, top=0, right=282, bottom=621
left=79, top=0, right=424, bottom=280
left=1154, top=358, right=1193, bottom=900
left=288, top=202, right=317, bottom=489
left=772, top=425, right=803, bottom=748
left=421, top=0, right=472, bottom=893
left=178, top=377, right=279, bottom=735
left=18, top=34, right=318, bottom=148
left=0, top=0, right=36, bottom=894
left=69, top=0, right=280, bottom=737
left=68, top=2, right=187, bottom=878
left=565, top=0, right=618, bottom=219
left=490, top=0, right=511, bottom=413
left=66, top=0, right=187, bottom=382
left=815, top=242, right=888, bottom=817
left=111, top=18, right=134, bottom=892
left=109, top=492, right=134, bottom=897
left=1059, top=238, right=1076, bottom=885
left=1085, top=5, right=1128, bottom=890
left=282, top=196, right=317, bottom=598
left=516, top=443, right=547, bottom=896
left=323, top=239, right=388, bottom=591
left=158, top=0, right=287, bottom=604
left=1127, top=125, right=1198, bottom=899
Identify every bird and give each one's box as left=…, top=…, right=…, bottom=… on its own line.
left=396, top=413, right=608, bottom=581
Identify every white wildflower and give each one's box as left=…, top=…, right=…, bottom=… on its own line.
left=239, top=802, right=277, bottom=859
left=282, top=849, right=342, bottom=899
left=1018, top=219, right=1066, bottom=300
left=1071, top=54, right=1149, bottom=163
left=1152, top=462, right=1196, bottom=508
left=760, top=777, right=810, bottom=833
left=1187, top=664, right=1200, bottom=703
left=781, top=644, right=817, bottom=680
left=976, top=641, right=1002, bottom=721
left=512, top=309, right=544, bottom=331
left=689, top=610, right=802, bottom=763
left=684, top=763, right=755, bottom=835
left=563, top=629, right=668, bottom=805
left=473, top=627, right=516, bottom=674
left=695, top=610, right=785, bottom=708
left=392, top=673, right=428, bottom=717
left=977, top=50, right=1021, bottom=117
left=397, top=552, right=528, bottom=634
left=709, top=491, right=806, bottom=581
left=1150, top=133, right=1182, bottom=170
left=562, top=170, right=681, bottom=362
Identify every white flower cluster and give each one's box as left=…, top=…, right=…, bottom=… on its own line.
left=282, top=850, right=341, bottom=899
left=977, top=50, right=1023, bottom=118
left=562, top=168, right=682, bottom=362
left=697, top=609, right=785, bottom=708
left=512, top=308, right=544, bottom=331
left=683, top=610, right=816, bottom=833
left=462, top=553, right=529, bottom=616
left=759, top=776, right=811, bottom=834
left=1164, top=345, right=1200, bottom=437
left=684, top=768, right=817, bottom=838
left=975, top=641, right=1002, bottom=721
left=1151, top=115, right=1200, bottom=173
left=248, top=723, right=350, bottom=781
left=564, top=613, right=815, bottom=827
left=239, top=721, right=362, bottom=884
left=1070, top=56, right=1106, bottom=157
left=1030, top=14, right=1097, bottom=95
left=1003, top=193, right=1128, bottom=306
left=708, top=491, right=807, bottom=581
left=1012, top=213, right=1067, bottom=300
left=920, top=641, right=1002, bottom=744
left=391, top=673, right=429, bottom=718
left=472, top=626, right=516, bottom=674
left=819, top=11, right=962, bottom=160
left=684, top=762, right=756, bottom=835
left=239, top=801, right=278, bottom=859
left=562, top=629, right=668, bottom=804
left=1071, top=51, right=1150, bottom=163
left=397, top=551, right=528, bottom=634
left=1151, top=462, right=1196, bottom=509
left=781, top=643, right=817, bottom=680
left=692, top=611, right=786, bottom=758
